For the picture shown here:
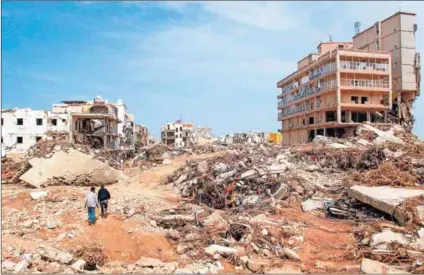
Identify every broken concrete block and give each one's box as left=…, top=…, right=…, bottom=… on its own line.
left=240, top=170, right=257, bottom=179
left=71, top=259, right=86, bottom=271
left=267, top=164, right=286, bottom=174
left=197, top=160, right=209, bottom=174
left=273, top=184, right=289, bottom=200
left=46, top=219, right=60, bottom=229
left=30, top=191, right=49, bottom=200
left=370, top=229, right=410, bottom=249
left=36, top=245, right=74, bottom=264
left=283, top=247, right=300, bottom=261
left=135, top=257, right=165, bottom=268
left=305, top=164, right=320, bottom=172
left=20, top=149, right=122, bottom=188
left=13, top=260, right=30, bottom=274
left=2, top=260, right=16, bottom=272
left=205, top=245, right=237, bottom=256
left=301, top=198, right=333, bottom=212
left=348, top=185, right=424, bottom=225
left=360, top=258, right=409, bottom=274
left=214, top=163, right=228, bottom=173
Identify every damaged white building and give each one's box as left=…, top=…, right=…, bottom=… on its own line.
left=1, top=96, right=136, bottom=154
left=1, top=108, right=69, bottom=154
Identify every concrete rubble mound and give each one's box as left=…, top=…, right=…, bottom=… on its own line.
left=3, top=123, right=424, bottom=274
left=20, top=149, right=122, bottom=188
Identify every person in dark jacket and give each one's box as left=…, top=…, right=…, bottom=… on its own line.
left=97, top=185, right=111, bottom=218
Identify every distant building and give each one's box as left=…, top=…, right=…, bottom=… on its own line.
left=161, top=121, right=195, bottom=148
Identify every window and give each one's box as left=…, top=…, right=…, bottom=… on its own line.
left=338, top=44, right=344, bottom=49
left=167, top=125, right=170, bottom=130
left=36, top=136, right=42, bottom=142
left=375, top=23, right=380, bottom=35
left=1, top=137, right=3, bottom=143
left=351, top=96, right=359, bottom=104
left=1, top=118, right=3, bottom=126
left=17, top=136, right=23, bottom=144
left=180, top=127, right=183, bottom=131
left=36, top=118, right=43, bottom=126
left=176, top=128, right=179, bottom=132
left=62, top=119, right=66, bottom=123
left=52, top=119, right=57, bottom=126
left=361, top=97, right=368, bottom=104
left=17, top=118, right=23, bottom=125
left=376, top=40, right=380, bottom=50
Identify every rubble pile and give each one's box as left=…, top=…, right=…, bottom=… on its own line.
left=165, top=144, right=296, bottom=209
left=1, top=157, right=23, bottom=182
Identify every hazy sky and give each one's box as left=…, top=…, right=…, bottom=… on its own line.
left=2, top=1, right=423, bottom=138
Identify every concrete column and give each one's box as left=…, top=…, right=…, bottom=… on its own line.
left=314, top=128, right=317, bottom=136
left=336, top=52, right=341, bottom=123
left=384, top=110, right=388, bottom=123
left=347, top=110, right=352, bottom=123
left=323, top=128, right=327, bottom=136
left=367, top=111, right=371, bottom=122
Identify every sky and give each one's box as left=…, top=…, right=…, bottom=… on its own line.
left=2, top=1, right=424, bottom=139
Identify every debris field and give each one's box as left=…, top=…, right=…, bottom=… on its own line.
left=2, top=123, right=424, bottom=274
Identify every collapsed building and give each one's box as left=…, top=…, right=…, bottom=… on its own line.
left=1, top=96, right=137, bottom=154
left=277, top=11, right=420, bottom=145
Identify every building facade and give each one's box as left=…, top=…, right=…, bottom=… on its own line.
left=1, top=108, right=69, bottom=154
left=161, top=121, right=195, bottom=148
left=352, top=11, right=420, bottom=131
left=277, top=42, right=392, bottom=145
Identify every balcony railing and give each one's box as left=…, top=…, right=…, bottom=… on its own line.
left=280, top=80, right=337, bottom=107
left=340, top=61, right=389, bottom=73
left=341, top=79, right=389, bottom=89
left=279, top=103, right=337, bottom=119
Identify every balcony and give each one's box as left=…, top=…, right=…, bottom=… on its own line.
left=341, top=79, right=389, bottom=89
left=281, top=80, right=337, bottom=107
left=279, top=103, right=337, bottom=119
left=340, top=61, right=389, bottom=73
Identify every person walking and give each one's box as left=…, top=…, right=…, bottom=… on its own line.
left=97, top=184, right=111, bottom=218
left=85, top=187, right=99, bottom=225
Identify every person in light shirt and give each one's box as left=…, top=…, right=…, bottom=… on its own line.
left=84, top=187, right=99, bottom=225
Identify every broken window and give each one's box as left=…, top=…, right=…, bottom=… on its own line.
left=17, top=118, right=23, bottom=125
left=351, top=96, right=359, bottom=104
left=36, top=118, right=43, bottom=126
left=17, top=136, right=23, bottom=144
left=361, top=97, right=368, bottom=104
left=36, top=136, right=42, bottom=142
left=52, top=119, right=57, bottom=126
left=326, top=111, right=336, bottom=122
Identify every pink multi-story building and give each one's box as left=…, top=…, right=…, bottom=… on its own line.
left=277, top=11, right=420, bottom=145
left=278, top=42, right=392, bottom=145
